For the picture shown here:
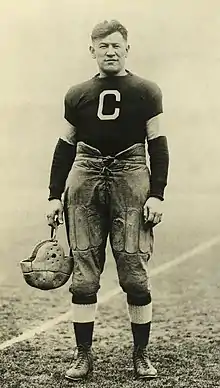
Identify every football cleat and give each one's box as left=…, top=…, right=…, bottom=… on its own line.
left=133, top=346, right=157, bottom=379
left=65, top=344, right=93, bottom=381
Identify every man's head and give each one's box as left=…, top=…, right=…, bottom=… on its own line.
left=89, top=20, right=130, bottom=77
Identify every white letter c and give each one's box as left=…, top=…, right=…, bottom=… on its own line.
left=97, top=90, right=121, bottom=120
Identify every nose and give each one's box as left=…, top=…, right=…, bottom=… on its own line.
left=106, top=45, right=115, bottom=56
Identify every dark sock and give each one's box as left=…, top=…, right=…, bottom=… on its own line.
left=131, top=322, right=151, bottom=348
left=73, top=322, right=94, bottom=347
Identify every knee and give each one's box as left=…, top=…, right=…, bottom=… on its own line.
left=115, top=251, right=151, bottom=299
left=120, top=278, right=151, bottom=300
left=69, top=248, right=101, bottom=301
left=70, top=280, right=99, bottom=304
left=127, top=290, right=151, bottom=306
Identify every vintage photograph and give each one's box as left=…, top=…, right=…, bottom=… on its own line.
left=0, top=1, right=219, bottom=387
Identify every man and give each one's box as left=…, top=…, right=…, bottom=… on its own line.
left=47, top=20, right=169, bottom=381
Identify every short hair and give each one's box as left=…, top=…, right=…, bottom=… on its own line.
left=91, top=20, right=128, bottom=42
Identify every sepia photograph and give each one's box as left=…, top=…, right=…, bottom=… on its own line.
left=0, top=0, right=219, bottom=387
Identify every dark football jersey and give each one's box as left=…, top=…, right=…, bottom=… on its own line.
left=64, top=71, right=163, bottom=155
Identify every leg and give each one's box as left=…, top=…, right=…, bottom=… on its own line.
left=112, top=221, right=157, bottom=378
left=109, top=157, right=157, bottom=378
left=64, top=183, right=109, bottom=380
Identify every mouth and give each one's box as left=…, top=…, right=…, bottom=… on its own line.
left=105, top=59, right=118, bottom=63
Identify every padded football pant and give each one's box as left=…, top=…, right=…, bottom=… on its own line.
left=64, top=141, right=153, bottom=305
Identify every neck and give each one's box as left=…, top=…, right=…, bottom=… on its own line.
left=99, top=68, right=128, bottom=78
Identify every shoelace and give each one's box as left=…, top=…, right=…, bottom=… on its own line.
left=100, top=155, right=115, bottom=175
left=59, top=347, right=90, bottom=388
left=134, top=347, right=149, bottom=365
left=74, top=345, right=92, bottom=369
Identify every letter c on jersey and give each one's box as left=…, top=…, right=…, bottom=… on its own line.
left=97, top=90, right=121, bottom=120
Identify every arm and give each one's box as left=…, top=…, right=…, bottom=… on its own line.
left=47, top=123, right=77, bottom=227
left=49, top=88, right=78, bottom=201
left=144, top=114, right=169, bottom=225
left=48, top=123, right=77, bottom=201
left=146, top=114, right=169, bottom=201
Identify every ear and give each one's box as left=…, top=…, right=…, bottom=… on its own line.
left=89, top=45, right=96, bottom=59
left=125, top=44, right=130, bottom=58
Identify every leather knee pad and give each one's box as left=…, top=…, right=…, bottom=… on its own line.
left=111, top=208, right=153, bottom=254
left=66, top=205, right=105, bottom=251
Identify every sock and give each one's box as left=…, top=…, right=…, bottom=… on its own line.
left=131, top=322, right=151, bottom=348
left=72, top=303, right=97, bottom=347
left=128, top=302, right=152, bottom=348
left=74, top=322, right=94, bottom=347
left=72, top=303, right=97, bottom=323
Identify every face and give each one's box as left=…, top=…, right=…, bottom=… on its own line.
left=90, top=31, right=130, bottom=76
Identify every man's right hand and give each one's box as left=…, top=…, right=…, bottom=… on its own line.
left=46, top=199, right=64, bottom=228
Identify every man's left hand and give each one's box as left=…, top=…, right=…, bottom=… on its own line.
left=143, top=197, right=163, bottom=226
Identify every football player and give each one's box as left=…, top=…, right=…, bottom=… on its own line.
left=47, top=20, right=169, bottom=381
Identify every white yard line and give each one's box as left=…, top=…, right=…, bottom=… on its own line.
left=0, top=235, right=220, bottom=351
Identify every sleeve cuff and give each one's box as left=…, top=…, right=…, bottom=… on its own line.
left=48, top=188, right=62, bottom=201
left=149, top=181, right=166, bottom=201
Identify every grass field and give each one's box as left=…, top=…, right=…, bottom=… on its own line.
left=1, top=195, right=220, bottom=388
left=1, top=1, right=220, bottom=387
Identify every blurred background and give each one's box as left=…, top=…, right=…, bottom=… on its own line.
left=0, top=0, right=219, bottom=264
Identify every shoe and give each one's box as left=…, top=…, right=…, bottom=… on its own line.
left=133, top=346, right=157, bottom=379
left=65, top=344, right=93, bottom=381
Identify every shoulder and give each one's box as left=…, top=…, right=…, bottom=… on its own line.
left=64, top=78, right=96, bottom=104
left=129, top=73, right=162, bottom=98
